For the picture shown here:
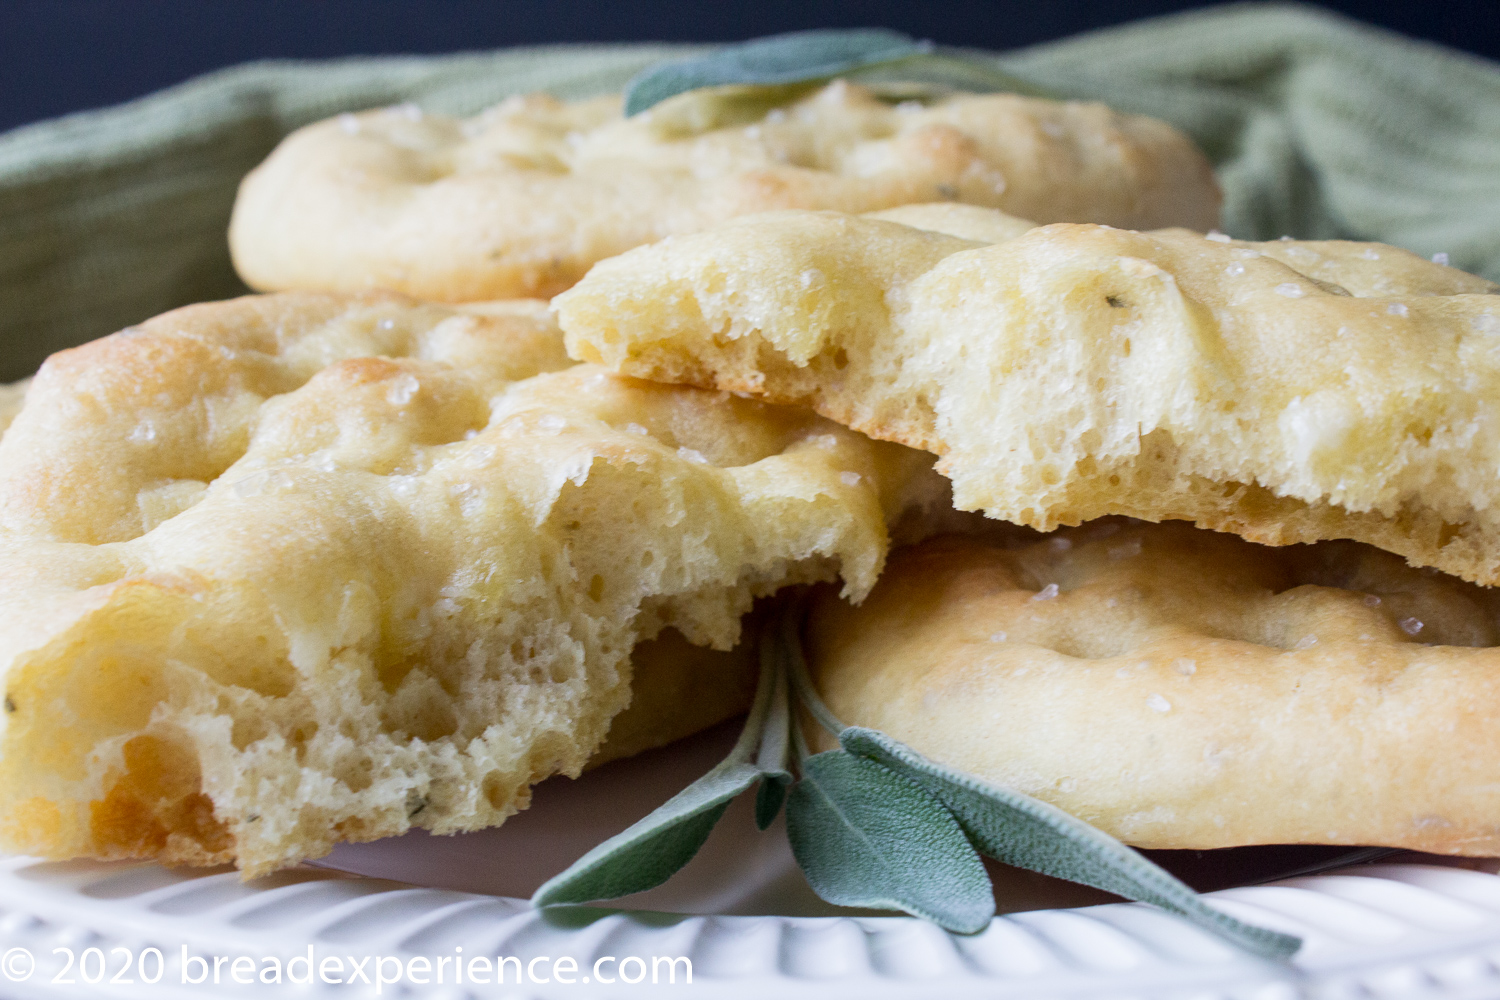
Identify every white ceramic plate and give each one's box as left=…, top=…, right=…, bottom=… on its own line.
left=3, top=724, right=1500, bottom=999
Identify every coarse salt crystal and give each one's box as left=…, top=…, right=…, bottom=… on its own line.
left=1433, top=252, right=1451, bottom=266
left=1049, top=536, right=1072, bottom=552
left=1225, top=263, right=1246, bottom=276
left=386, top=374, right=419, bottom=406
left=1174, top=658, right=1197, bottom=676
left=1472, top=314, right=1500, bottom=334
left=1275, top=283, right=1304, bottom=298
left=1032, top=583, right=1059, bottom=602
left=677, top=447, right=708, bottom=464
left=1363, top=594, right=1382, bottom=607
left=1400, top=617, right=1424, bottom=636
left=1387, top=303, right=1408, bottom=316
left=1361, top=248, right=1380, bottom=260
left=1295, top=635, right=1318, bottom=650
left=1147, top=694, right=1171, bottom=713
left=990, top=631, right=1007, bottom=642
left=1206, top=230, right=1231, bottom=242
left=625, top=422, right=649, bottom=435
left=839, top=471, right=862, bottom=486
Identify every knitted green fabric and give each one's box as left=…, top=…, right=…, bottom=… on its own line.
left=2, top=2, right=1496, bottom=380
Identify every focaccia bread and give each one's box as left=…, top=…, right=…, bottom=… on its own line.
left=0, top=291, right=946, bottom=876
left=559, top=209, right=1500, bottom=584
left=806, top=522, right=1500, bottom=854
left=229, top=81, right=1219, bottom=301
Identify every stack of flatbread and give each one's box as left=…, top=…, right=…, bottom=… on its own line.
left=4, top=69, right=1493, bottom=880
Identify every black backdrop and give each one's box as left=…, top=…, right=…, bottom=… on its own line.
left=4, top=0, right=1499, bottom=134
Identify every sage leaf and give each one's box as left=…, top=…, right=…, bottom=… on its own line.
left=841, top=727, right=1302, bottom=960
left=776, top=607, right=1299, bottom=958
left=625, top=29, right=1054, bottom=121
left=532, top=758, right=761, bottom=906
left=532, top=623, right=791, bottom=906
left=786, top=749, right=995, bottom=934
left=625, top=29, right=927, bottom=116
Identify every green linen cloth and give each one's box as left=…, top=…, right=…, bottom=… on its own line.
left=2, top=1, right=1498, bottom=381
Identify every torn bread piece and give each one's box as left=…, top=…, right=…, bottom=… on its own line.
left=807, top=521, right=1500, bottom=855
left=560, top=209, right=1500, bottom=584
left=229, top=80, right=1219, bottom=301
left=0, top=291, right=946, bottom=876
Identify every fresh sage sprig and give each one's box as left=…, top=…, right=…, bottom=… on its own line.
left=531, top=625, right=791, bottom=906
left=778, top=613, right=1302, bottom=960
left=533, top=605, right=1301, bottom=960
left=623, top=29, right=1050, bottom=118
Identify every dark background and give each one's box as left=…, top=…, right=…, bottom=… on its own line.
left=4, top=0, right=1499, bottom=135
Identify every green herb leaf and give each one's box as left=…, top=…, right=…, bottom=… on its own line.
left=532, top=758, right=760, bottom=906
left=786, top=749, right=995, bottom=933
left=532, top=624, right=791, bottom=906
left=754, top=774, right=788, bottom=831
left=777, top=608, right=1300, bottom=958
left=625, top=29, right=928, bottom=117
left=840, top=727, right=1302, bottom=960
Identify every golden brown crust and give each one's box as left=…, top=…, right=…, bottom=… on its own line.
left=559, top=210, right=1500, bottom=584
left=229, top=83, right=1219, bottom=301
left=807, top=524, right=1500, bottom=854
left=0, top=291, right=942, bottom=875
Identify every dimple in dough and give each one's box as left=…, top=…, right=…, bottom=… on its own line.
left=0, top=291, right=944, bottom=876
left=808, top=522, right=1500, bottom=855
left=558, top=206, right=1500, bottom=585
left=229, top=81, right=1220, bottom=301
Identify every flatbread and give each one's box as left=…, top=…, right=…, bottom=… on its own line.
left=0, top=291, right=946, bottom=876
left=229, top=81, right=1219, bottom=301
left=559, top=208, right=1500, bottom=584
left=806, top=521, right=1500, bottom=854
